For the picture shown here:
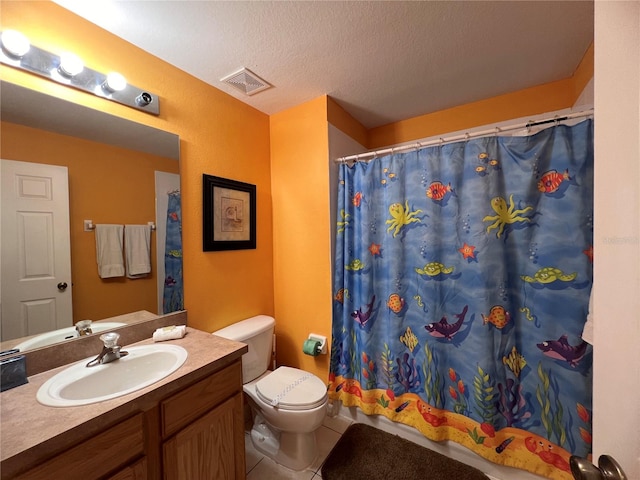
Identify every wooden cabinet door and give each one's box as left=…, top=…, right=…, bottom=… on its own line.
left=13, top=414, right=145, bottom=480
left=107, top=458, right=147, bottom=480
left=163, top=394, right=244, bottom=480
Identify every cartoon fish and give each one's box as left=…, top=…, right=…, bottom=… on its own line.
left=537, top=335, right=588, bottom=367
left=399, top=327, right=418, bottom=352
left=475, top=165, right=487, bottom=175
left=169, top=212, right=179, bottom=221
left=387, top=293, right=405, bottom=313
left=164, top=276, right=177, bottom=286
left=426, top=181, right=452, bottom=201
left=425, top=305, right=468, bottom=340
left=482, top=305, right=511, bottom=329
left=538, top=169, right=570, bottom=194
left=334, top=288, right=347, bottom=304
left=351, top=295, right=376, bottom=328
left=168, top=250, right=182, bottom=258
left=352, top=192, right=363, bottom=207
left=489, top=159, right=500, bottom=168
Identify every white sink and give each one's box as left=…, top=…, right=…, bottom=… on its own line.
left=14, top=322, right=127, bottom=351
left=37, top=344, right=188, bottom=407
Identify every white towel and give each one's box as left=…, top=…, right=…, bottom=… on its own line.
left=95, top=224, right=125, bottom=278
left=152, top=325, right=187, bottom=342
left=581, top=287, right=594, bottom=345
left=125, top=224, right=151, bottom=278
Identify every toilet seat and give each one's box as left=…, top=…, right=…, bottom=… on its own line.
left=255, top=366, right=327, bottom=411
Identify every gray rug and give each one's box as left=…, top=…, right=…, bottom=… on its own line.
left=322, top=423, right=489, bottom=480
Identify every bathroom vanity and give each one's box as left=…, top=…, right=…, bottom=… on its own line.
left=0, top=328, right=248, bottom=480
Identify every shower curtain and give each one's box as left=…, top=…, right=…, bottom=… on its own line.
left=163, top=190, right=184, bottom=313
left=329, top=119, right=593, bottom=480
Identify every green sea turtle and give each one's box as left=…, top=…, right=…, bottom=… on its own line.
left=520, top=267, right=577, bottom=284
left=415, top=262, right=454, bottom=277
left=345, top=259, right=365, bottom=271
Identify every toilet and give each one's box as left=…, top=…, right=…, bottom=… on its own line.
left=213, top=315, right=328, bottom=471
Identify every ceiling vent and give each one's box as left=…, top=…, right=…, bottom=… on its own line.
left=221, top=67, right=271, bottom=96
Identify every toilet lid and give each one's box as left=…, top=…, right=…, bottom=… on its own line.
left=256, top=366, right=327, bottom=410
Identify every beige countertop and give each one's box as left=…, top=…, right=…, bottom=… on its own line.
left=0, top=327, right=247, bottom=473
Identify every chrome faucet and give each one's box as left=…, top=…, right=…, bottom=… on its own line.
left=86, top=332, right=128, bottom=367
left=75, top=320, right=93, bottom=336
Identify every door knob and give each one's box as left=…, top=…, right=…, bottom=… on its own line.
left=57, top=282, right=68, bottom=291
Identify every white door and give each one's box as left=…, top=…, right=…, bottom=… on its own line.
left=1, top=159, right=73, bottom=342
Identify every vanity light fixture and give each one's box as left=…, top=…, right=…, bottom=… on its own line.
left=103, top=72, right=127, bottom=92
left=57, top=52, right=84, bottom=77
left=0, top=29, right=159, bottom=115
left=1, top=29, right=30, bottom=58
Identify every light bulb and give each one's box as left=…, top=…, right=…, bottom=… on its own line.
left=58, top=52, right=84, bottom=77
left=103, top=72, right=127, bottom=92
left=1, top=30, right=30, bottom=58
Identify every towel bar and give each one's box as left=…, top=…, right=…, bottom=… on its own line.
left=84, top=220, right=156, bottom=232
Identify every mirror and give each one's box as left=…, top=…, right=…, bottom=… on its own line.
left=0, top=80, right=183, bottom=351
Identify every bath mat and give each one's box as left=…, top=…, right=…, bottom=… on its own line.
left=321, top=423, right=489, bottom=480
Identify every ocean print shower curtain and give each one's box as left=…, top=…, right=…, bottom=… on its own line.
left=163, top=190, right=184, bottom=313
left=329, top=119, right=593, bottom=479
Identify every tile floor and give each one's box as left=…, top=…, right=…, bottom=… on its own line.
left=245, top=414, right=353, bottom=479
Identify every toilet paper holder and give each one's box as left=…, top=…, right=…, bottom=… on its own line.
left=308, top=333, right=327, bottom=355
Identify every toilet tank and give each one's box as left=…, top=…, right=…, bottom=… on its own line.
left=213, top=315, right=275, bottom=384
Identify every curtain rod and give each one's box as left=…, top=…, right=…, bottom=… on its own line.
left=335, top=109, right=594, bottom=164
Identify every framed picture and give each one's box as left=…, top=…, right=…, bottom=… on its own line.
left=203, top=174, right=256, bottom=251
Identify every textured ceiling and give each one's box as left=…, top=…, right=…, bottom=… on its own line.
left=53, top=0, right=594, bottom=129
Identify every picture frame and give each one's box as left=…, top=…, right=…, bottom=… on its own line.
left=203, top=174, right=256, bottom=251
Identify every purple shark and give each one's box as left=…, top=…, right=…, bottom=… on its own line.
left=425, top=305, right=468, bottom=340
left=351, top=295, right=376, bottom=328
left=537, top=335, right=588, bottom=367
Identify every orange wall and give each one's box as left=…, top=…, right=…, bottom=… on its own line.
left=0, top=1, right=274, bottom=332
left=1, top=121, right=178, bottom=322
left=351, top=43, right=594, bottom=148
left=270, top=97, right=332, bottom=379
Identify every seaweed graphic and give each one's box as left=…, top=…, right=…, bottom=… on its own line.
left=576, top=403, right=592, bottom=456
left=380, top=343, right=397, bottom=392
left=497, top=378, right=532, bottom=427
left=337, top=209, right=350, bottom=233
left=535, top=362, right=568, bottom=448
left=349, top=329, right=360, bottom=380
left=376, top=395, right=390, bottom=408
left=422, top=342, right=444, bottom=408
left=395, top=352, right=421, bottom=393
left=448, top=368, right=469, bottom=415
left=466, top=427, right=486, bottom=445
left=329, top=334, right=342, bottom=376
left=473, top=365, right=499, bottom=425
left=361, top=351, right=378, bottom=390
